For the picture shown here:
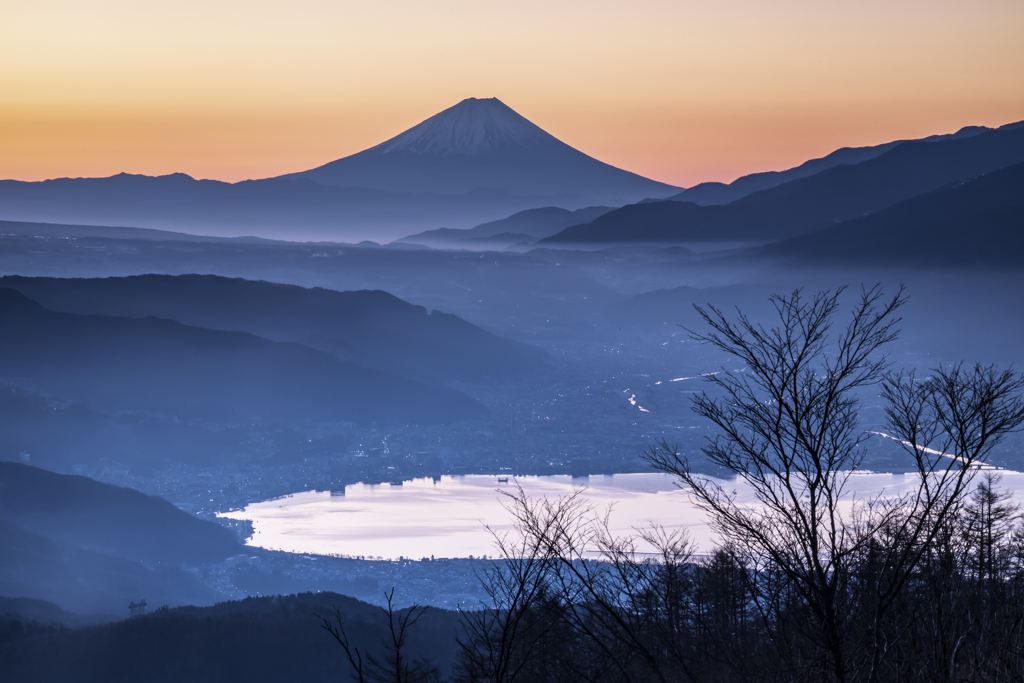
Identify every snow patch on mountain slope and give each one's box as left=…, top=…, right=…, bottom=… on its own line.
left=371, top=98, right=562, bottom=156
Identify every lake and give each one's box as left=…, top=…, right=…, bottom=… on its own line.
left=219, top=470, right=1021, bottom=560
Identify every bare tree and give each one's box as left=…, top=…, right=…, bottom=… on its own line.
left=471, top=485, right=707, bottom=683
left=321, top=604, right=369, bottom=683
left=645, top=287, right=904, bottom=681
left=865, top=363, right=1024, bottom=681
left=645, top=287, right=1024, bottom=682
left=321, top=589, right=440, bottom=683
left=455, top=286, right=1024, bottom=683
left=455, top=488, right=562, bottom=683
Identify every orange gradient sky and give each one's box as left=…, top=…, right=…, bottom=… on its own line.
left=2, top=0, right=1022, bottom=188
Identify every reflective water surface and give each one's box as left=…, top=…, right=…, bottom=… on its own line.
left=220, top=471, right=1024, bottom=560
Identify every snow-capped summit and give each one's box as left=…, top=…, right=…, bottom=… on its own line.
left=285, top=98, right=679, bottom=202
left=372, top=98, right=558, bottom=156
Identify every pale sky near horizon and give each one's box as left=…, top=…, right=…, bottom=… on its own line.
left=2, top=0, right=1022, bottom=188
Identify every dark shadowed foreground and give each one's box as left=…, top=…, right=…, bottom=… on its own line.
left=0, top=592, right=460, bottom=683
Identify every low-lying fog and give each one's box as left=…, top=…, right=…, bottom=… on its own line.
left=1, top=220, right=1022, bottom=617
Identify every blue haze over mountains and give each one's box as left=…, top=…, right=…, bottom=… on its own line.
left=2, top=96, right=1024, bottom=680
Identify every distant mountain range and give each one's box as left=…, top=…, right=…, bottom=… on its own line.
left=601, top=162, right=1024, bottom=363
left=398, top=205, right=614, bottom=248
left=0, top=98, right=678, bottom=241
left=0, top=173, right=591, bottom=242
left=0, top=287, right=485, bottom=424
left=0, top=274, right=545, bottom=384
left=539, top=125, right=1024, bottom=246
left=669, top=122, right=1019, bottom=206
left=0, top=218, right=272, bottom=243
left=3, top=104, right=1019, bottom=247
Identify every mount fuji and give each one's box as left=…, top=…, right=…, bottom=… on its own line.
left=0, top=98, right=678, bottom=240
left=284, top=98, right=680, bottom=204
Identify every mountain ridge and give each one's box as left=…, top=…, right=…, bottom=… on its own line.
left=670, top=120, right=1023, bottom=206
left=0, top=274, right=546, bottom=384
left=0, top=172, right=599, bottom=241
left=0, top=288, right=486, bottom=424
left=398, top=205, right=615, bottom=247
left=539, top=126, right=1024, bottom=245
left=760, top=160, right=1024, bottom=267
left=0, top=463, right=239, bottom=565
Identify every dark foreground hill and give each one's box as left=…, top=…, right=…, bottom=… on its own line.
left=0, top=464, right=239, bottom=615
left=0, top=274, right=546, bottom=384
left=541, top=126, right=1024, bottom=245
left=0, top=288, right=484, bottom=423
left=0, top=597, right=114, bottom=627
left=0, top=463, right=238, bottom=565
left=0, top=592, right=462, bottom=683
left=0, top=520, right=218, bottom=616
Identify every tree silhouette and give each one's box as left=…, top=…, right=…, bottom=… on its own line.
left=320, top=589, right=440, bottom=683
left=645, top=286, right=1024, bottom=682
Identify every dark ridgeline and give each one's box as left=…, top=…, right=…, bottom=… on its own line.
left=603, top=161, right=1024, bottom=364
left=668, top=121, right=1014, bottom=206
left=0, top=463, right=238, bottom=565
left=0, top=218, right=255, bottom=243
left=0, top=520, right=217, bottom=617
left=394, top=119, right=1023, bottom=249
left=761, top=159, right=1024, bottom=266
left=539, top=123, right=1024, bottom=245
left=0, top=274, right=545, bottom=385
left=0, top=597, right=112, bottom=628
left=399, top=205, right=614, bottom=247
left=0, top=287, right=485, bottom=424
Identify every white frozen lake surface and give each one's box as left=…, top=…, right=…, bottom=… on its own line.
left=220, top=471, right=1024, bottom=560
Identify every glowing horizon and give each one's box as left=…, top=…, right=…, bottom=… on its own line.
left=2, top=0, right=1022, bottom=188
